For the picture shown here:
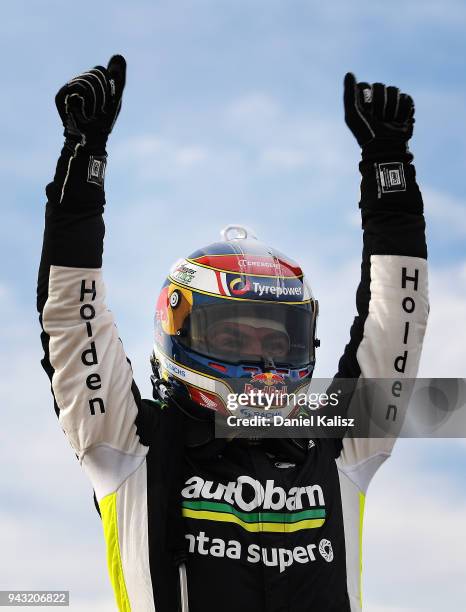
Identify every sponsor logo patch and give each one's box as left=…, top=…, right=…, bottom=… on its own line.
left=252, top=281, right=303, bottom=298
left=243, top=372, right=288, bottom=406
left=172, top=264, right=197, bottom=285
left=193, top=255, right=302, bottom=278
left=318, top=538, right=334, bottom=562
left=181, top=475, right=325, bottom=513
left=184, top=531, right=335, bottom=573
left=87, top=155, right=106, bottom=188
left=377, top=162, right=406, bottom=194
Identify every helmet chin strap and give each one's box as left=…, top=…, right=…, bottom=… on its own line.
left=151, top=374, right=207, bottom=421
left=150, top=369, right=221, bottom=449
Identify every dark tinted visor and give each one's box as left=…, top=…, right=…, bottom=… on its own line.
left=180, top=301, right=316, bottom=368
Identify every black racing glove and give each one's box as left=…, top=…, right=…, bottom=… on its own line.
left=47, top=55, right=127, bottom=206
left=343, top=72, right=414, bottom=159
left=55, top=55, right=126, bottom=152
left=343, top=72, right=422, bottom=214
left=344, top=72, right=414, bottom=159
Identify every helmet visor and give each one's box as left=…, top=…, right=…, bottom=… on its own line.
left=179, top=301, right=316, bottom=368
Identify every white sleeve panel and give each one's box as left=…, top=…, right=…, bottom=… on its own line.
left=356, top=255, right=429, bottom=381
left=337, top=451, right=389, bottom=494
left=42, top=265, right=147, bottom=461
left=339, top=255, right=429, bottom=488
left=116, top=460, right=155, bottom=612
left=81, top=445, right=147, bottom=501
left=338, top=470, right=364, bottom=612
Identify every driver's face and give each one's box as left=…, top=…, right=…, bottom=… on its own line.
left=206, top=321, right=290, bottom=360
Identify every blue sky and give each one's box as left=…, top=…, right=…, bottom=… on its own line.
left=1, top=1, right=466, bottom=610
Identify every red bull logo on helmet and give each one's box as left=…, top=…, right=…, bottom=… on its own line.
left=249, top=372, right=286, bottom=386
left=243, top=372, right=288, bottom=406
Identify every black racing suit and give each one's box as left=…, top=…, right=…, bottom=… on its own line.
left=37, top=141, right=429, bottom=611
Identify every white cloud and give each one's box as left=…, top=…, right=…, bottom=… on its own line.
left=226, top=92, right=279, bottom=123
left=175, top=146, right=208, bottom=166
left=260, top=147, right=310, bottom=169
left=225, top=91, right=355, bottom=176
left=112, top=135, right=209, bottom=181
left=364, top=439, right=466, bottom=611
left=302, top=0, right=466, bottom=30
left=424, top=187, right=466, bottom=238
left=419, top=262, right=466, bottom=377
left=346, top=209, right=361, bottom=228
left=0, top=150, right=55, bottom=182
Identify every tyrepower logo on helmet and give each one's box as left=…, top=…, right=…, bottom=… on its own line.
left=225, top=274, right=304, bottom=300
left=252, top=281, right=302, bottom=298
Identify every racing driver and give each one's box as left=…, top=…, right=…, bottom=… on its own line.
left=37, top=55, right=429, bottom=611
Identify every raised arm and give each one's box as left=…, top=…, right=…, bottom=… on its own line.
left=327, top=74, right=429, bottom=612
left=37, top=56, right=149, bottom=502
left=333, top=73, right=429, bottom=483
